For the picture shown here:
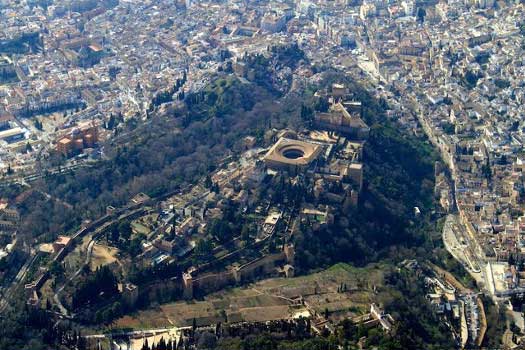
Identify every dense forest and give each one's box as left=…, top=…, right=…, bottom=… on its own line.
left=294, top=73, right=438, bottom=269
left=71, top=266, right=119, bottom=309
left=5, top=75, right=280, bottom=244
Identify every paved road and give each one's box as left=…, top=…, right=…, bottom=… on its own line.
left=0, top=161, right=94, bottom=187
left=85, top=326, right=189, bottom=339
left=0, top=252, right=37, bottom=312
left=461, top=293, right=480, bottom=346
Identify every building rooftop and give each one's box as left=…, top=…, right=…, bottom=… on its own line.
left=264, top=137, right=322, bottom=168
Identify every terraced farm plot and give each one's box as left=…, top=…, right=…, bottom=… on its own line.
left=112, top=263, right=386, bottom=331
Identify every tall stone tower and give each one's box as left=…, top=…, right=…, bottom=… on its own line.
left=284, top=244, right=295, bottom=264
left=182, top=272, right=194, bottom=299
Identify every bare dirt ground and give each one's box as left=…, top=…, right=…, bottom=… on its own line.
left=90, top=243, right=119, bottom=271
left=38, top=243, right=54, bottom=253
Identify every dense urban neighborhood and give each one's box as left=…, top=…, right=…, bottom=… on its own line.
left=0, top=0, right=525, bottom=349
